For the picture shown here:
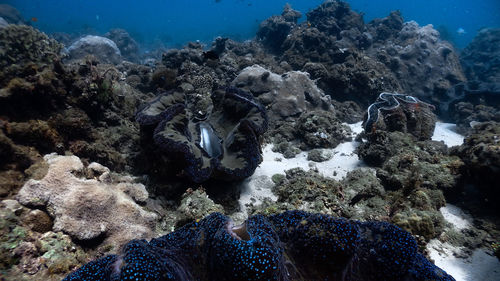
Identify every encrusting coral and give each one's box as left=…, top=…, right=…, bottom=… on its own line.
left=63, top=210, right=454, bottom=281
left=16, top=154, right=157, bottom=250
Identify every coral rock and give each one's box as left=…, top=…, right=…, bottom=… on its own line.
left=105, top=28, right=140, bottom=63
left=66, top=35, right=122, bottom=64
left=16, top=154, right=157, bottom=249
left=363, top=92, right=437, bottom=140
left=460, top=28, right=500, bottom=83
left=232, top=64, right=332, bottom=122
left=0, top=25, right=62, bottom=68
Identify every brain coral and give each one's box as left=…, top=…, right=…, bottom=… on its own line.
left=136, top=87, right=268, bottom=183
left=64, top=210, right=454, bottom=281
left=16, top=154, right=157, bottom=249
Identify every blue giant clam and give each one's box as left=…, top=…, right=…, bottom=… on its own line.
left=364, top=92, right=436, bottom=139
left=64, top=211, right=455, bottom=281
left=136, top=87, right=268, bottom=182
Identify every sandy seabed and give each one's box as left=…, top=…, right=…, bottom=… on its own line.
left=239, top=122, right=500, bottom=281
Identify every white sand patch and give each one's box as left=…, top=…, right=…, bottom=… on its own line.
left=432, top=122, right=464, bottom=147
left=440, top=204, right=472, bottom=230
left=428, top=240, right=500, bottom=281
left=236, top=122, right=367, bottom=217
left=427, top=204, right=500, bottom=281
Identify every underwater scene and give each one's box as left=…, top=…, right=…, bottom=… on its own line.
left=1, top=0, right=500, bottom=280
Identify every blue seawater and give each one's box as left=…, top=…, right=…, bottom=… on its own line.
left=5, top=0, right=500, bottom=49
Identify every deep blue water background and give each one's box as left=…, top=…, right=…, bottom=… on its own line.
left=4, top=0, right=500, bottom=50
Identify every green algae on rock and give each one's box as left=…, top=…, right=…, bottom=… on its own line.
left=0, top=200, right=90, bottom=281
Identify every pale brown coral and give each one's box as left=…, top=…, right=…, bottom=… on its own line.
left=16, top=154, right=157, bottom=250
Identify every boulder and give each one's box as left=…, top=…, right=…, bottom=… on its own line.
left=232, top=64, right=333, bottom=122
left=66, top=35, right=122, bottom=64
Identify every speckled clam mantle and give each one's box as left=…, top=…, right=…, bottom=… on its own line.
left=136, top=87, right=268, bottom=183
left=64, top=211, right=454, bottom=281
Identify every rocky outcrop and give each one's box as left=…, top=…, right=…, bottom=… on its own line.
left=66, top=35, right=122, bottom=64
left=446, top=29, right=500, bottom=131
left=105, top=29, right=140, bottom=63
left=256, top=4, right=301, bottom=53
left=460, top=28, right=500, bottom=83
left=232, top=64, right=333, bottom=122
left=357, top=131, right=464, bottom=195
left=257, top=1, right=465, bottom=109
left=366, top=19, right=465, bottom=105
left=452, top=122, right=500, bottom=207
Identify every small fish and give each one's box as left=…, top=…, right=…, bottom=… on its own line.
left=31, top=17, right=38, bottom=22
left=456, top=27, right=466, bottom=35
left=96, top=14, right=100, bottom=21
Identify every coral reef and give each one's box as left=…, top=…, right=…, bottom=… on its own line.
left=269, top=110, right=351, bottom=158
left=256, top=4, right=301, bottom=53
left=255, top=1, right=464, bottom=109
left=105, top=29, right=140, bottom=63
left=260, top=167, right=448, bottom=241
left=365, top=19, right=465, bottom=105
left=136, top=87, right=268, bottom=183
left=63, top=211, right=454, bottom=281
left=0, top=25, right=151, bottom=199
left=65, top=35, right=122, bottom=64
left=281, top=26, right=399, bottom=106
left=1, top=2, right=497, bottom=280
left=445, top=82, right=500, bottom=133
left=460, top=28, right=500, bottom=84
left=449, top=98, right=500, bottom=133
left=363, top=92, right=437, bottom=140
left=445, top=29, right=500, bottom=131
left=0, top=25, right=62, bottom=70
left=0, top=199, right=91, bottom=281
left=451, top=122, right=500, bottom=207
left=232, top=64, right=333, bottom=123
left=16, top=154, right=158, bottom=250
left=357, top=131, right=464, bottom=193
